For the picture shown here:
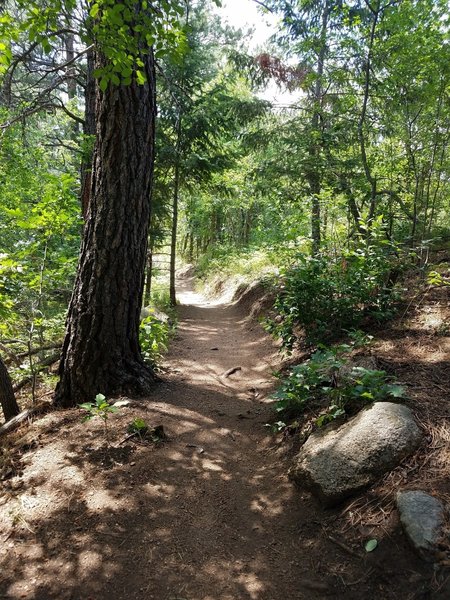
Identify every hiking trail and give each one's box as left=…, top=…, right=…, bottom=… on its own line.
left=0, top=277, right=431, bottom=600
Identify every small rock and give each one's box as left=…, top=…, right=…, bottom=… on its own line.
left=113, top=399, right=132, bottom=407
left=397, top=490, right=446, bottom=561
left=210, top=347, right=219, bottom=351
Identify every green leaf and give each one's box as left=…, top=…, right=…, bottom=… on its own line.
left=90, top=3, right=99, bottom=18
left=365, top=539, right=378, bottom=552
left=387, top=384, right=406, bottom=398
left=136, top=69, right=146, bottom=85
left=79, top=402, right=94, bottom=410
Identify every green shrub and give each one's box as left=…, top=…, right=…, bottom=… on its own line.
left=271, top=341, right=406, bottom=431
left=139, top=314, right=169, bottom=369
left=266, top=234, right=401, bottom=349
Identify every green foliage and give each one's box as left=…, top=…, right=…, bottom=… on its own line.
left=150, top=288, right=177, bottom=320
left=127, top=419, right=166, bottom=443
left=0, top=113, right=80, bottom=364
left=365, top=539, right=378, bottom=553
left=195, top=246, right=277, bottom=282
left=79, top=393, right=119, bottom=440
left=266, top=232, right=401, bottom=349
left=427, top=270, right=450, bottom=287
left=127, top=417, right=149, bottom=436
left=139, top=314, right=169, bottom=368
left=272, top=340, right=406, bottom=430
left=0, top=0, right=186, bottom=86
left=88, top=0, right=186, bottom=89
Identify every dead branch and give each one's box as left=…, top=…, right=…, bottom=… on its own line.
left=0, top=402, right=50, bottom=437
left=12, top=352, right=60, bottom=392
left=16, top=343, right=62, bottom=360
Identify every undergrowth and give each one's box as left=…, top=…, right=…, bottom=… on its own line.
left=265, top=226, right=404, bottom=349
left=195, top=246, right=277, bottom=283
left=270, top=334, right=406, bottom=433
left=139, top=312, right=171, bottom=369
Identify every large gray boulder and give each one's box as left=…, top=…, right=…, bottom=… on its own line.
left=290, top=402, right=422, bottom=507
left=397, top=490, right=446, bottom=561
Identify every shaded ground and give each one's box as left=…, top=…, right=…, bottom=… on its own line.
left=0, top=277, right=448, bottom=600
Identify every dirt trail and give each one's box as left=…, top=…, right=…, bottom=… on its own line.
left=0, top=278, right=432, bottom=600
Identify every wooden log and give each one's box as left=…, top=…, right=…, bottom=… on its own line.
left=0, top=402, right=50, bottom=437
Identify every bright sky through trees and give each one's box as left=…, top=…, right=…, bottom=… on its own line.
left=216, top=0, right=277, bottom=49
left=215, top=0, right=301, bottom=105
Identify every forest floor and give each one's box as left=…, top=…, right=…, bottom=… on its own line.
left=1, top=275, right=450, bottom=600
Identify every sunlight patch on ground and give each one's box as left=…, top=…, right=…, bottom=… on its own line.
left=200, top=457, right=223, bottom=472
left=250, top=493, right=285, bottom=517
left=84, top=487, right=128, bottom=512
left=143, top=482, right=176, bottom=500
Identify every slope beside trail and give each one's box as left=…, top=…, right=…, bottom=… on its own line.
left=0, top=278, right=432, bottom=600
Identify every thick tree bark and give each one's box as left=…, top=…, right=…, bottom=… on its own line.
left=54, top=49, right=157, bottom=407
left=0, top=355, right=20, bottom=422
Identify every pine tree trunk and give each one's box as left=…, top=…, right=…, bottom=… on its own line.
left=54, top=50, right=157, bottom=407
left=169, top=173, right=179, bottom=307
left=0, top=355, right=20, bottom=422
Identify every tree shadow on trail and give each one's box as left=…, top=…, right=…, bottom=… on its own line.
left=0, top=379, right=435, bottom=600
left=1, top=382, right=313, bottom=600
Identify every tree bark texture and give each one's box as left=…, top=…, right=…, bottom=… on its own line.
left=55, top=50, right=157, bottom=407
left=0, top=355, right=20, bottom=422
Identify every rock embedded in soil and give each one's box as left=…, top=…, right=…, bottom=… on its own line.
left=397, top=490, right=446, bottom=561
left=290, top=402, right=422, bottom=507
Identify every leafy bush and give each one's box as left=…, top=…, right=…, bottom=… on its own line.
left=427, top=270, right=450, bottom=287
left=272, top=341, right=406, bottom=430
left=139, top=313, right=169, bottom=368
left=266, top=233, right=401, bottom=348
left=150, top=287, right=176, bottom=318
left=127, top=417, right=149, bottom=437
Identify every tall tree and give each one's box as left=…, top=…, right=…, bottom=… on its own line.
left=55, top=46, right=158, bottom=405
left=1, top=0, right=184, bottom=406
left=266, top=0, right=342, bottom=254
left=54, top=0, right=184, bottom=405
left=155, top=4, right=268, bottom=299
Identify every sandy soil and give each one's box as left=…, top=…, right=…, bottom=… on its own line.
left=0, top=277, right=447, bottom=600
